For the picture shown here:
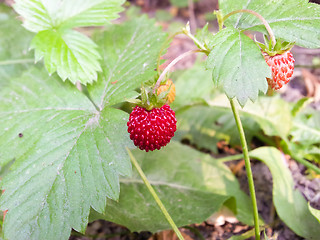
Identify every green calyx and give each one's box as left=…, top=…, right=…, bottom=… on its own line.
left=256, top=36, right=295, bottom=56
left=126, top=78, right=169, bottom=111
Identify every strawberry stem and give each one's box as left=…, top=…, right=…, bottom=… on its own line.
left=157, top=31, right=183, bottom=75
left=229, top=98, right=261, bottom=240
left=182, top=22, right=208, bottom=52
left=153, top=49, right=204, bottom=94
left=222, top=9, right=276, bottom=47
left=126, top=148, right=185, bottom=240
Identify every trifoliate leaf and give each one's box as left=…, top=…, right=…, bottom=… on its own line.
left=88, top=16, right=167, bottom=109
left=206, top=27, right=270, bottom=106
left=0, top=15, right=167, bottom=240
left=219, top=0, right=320, bottom=48
left=31, top=29, right=102, bottom=84
left=13, top=0, right=125, bottom=85
left=13, top=0, right=125, bottom=32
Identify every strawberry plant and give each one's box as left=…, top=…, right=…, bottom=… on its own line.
left=1, top=0, right=320, bottom=240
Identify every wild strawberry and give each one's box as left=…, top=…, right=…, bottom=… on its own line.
left=157, top=79, right=176, bottom=104
left=263, top=51, right=295, bottom=90
left=127, top=105, right=177, bottom=152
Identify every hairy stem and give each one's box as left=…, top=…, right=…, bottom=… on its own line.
left=223, top=9, right=276, bottom=47
left=229, top=98, right=261, bottom=240
left=182, top=26, right=208, bottom=52
left=157, top=31, right=183, bottom=75
left=153, top=49, right=203, bottom=94
left=126, top=148, right=185, bottom=240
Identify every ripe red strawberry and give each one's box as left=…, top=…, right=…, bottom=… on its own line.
left=127, top=105, right=177, bottom=152
left=263, top=51, right=295, bottom=90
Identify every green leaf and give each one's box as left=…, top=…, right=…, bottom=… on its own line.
left=308, top=203, right=320, bottom=224
left=31, top=29, right=102, bottom=84
left=291, top=97, right=313, bottom=117
left=210, top=95, right=292, bottom=139
left=0, top=16, right=167, bottom=240
left=219, top=0, right=320, bottom=48
left=291, top=108, right=320, bottom=146
left=171, top=63, right=213, bottom=109
left=206, top=27, right=270, bottom=106
left=13, top=0, right=125, bottom=32
left=175, top=105, right=259, bottom=152
left=0, top=67, right=132, bottom=240
left=90, top=142, right=256, bottom=231
left=250, top=147, right=320, bottom=239
left=13, top=0, right=125, bottom=85
left=172, top=65, right=291, bottom=149
left=0, top=4, right=34, bottom=88
left=169, top=0, right=198, bottom=8
left=88, top=16, right=167, bottom=109
left=195, top=23, right=215, bottom=50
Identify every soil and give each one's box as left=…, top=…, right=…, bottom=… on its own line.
left=2, top=0, right=319, bottom=239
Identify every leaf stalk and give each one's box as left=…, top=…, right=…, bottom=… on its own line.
left=182, top=23, right=208, bottom=52
left=153, top=50, right=203, bottom=94
left=157, top=31, right=183, bottom=75
left=229, top=98, right=261, bottom=240
left=126, top=148, right=185, bottom=240
left=222, top=9, right=276, bottom=47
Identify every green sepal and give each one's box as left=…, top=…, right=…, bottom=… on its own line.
left=125, top=98, right=142, bottom=105
left=255, top=36, right=295, bottom=56
left=127, top=81, right=169, bottom=111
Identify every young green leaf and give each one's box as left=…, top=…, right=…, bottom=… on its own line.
left=90, top=141, right=257, bottom=231
left=219, top=0, right=320, bottom=48
left=13, top=0, right=125, bottom=85
left=31, top=29, right=102, bottom=84
left=206, top=27, right=270, bottom=106
left=250, top=147, right=320, bottom=239
left=13, top=0, right=125, bottom=32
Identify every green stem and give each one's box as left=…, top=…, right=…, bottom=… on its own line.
left=0, top=58, right=34, bottom=66
left=183, top=30, right=207, bottom=52
left=229, top=98, right=261, bottom=240
left=157, top=31, right=183, bottom=75
left=153, top=49, right=203, bottom=94
left=217, top=154, right=243, bottom=162
left=223, top=9, right=276, bottom=47
left=292, top=154, right=320, bottom=175
left=126, top=148, right=185, bottom=240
